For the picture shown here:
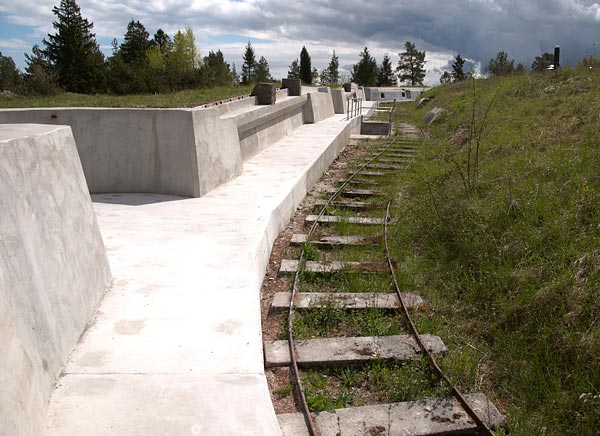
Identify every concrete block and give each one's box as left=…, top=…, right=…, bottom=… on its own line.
left=0, top=124, right=112, bottom=436
left=331, top=89, right=348, bottom=114
left=303, top=91, right=335, bottom=124
left=251, top=83, right=276, bottom=105
left=361, top=120, right=391, bottom=136
left=281, top=78, right=301, bottom=96
left=416, top=97, right=431, bottom=108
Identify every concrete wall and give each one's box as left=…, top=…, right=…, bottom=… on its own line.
left=221, top=95, right=307, bottom=162
left=0, top=108, right=243, bottom=197
left=0, top=124, right=112, bottom=436
left=0, top=87, right=337, bottom=198
left=363, top=87, right=427, bottom=102
left=331, top=89, right=349, bottom=114
left=303, top=91, right=335, bottom=124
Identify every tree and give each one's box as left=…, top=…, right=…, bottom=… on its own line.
left=0, top=52, right=23, bottom=92
left=299, top=46, right=312, bottom=84
left=321, top=50, right=340, bottom=85
left=377, top=53, right=396, bottom=86
left=531, top=52, right=554, bottom=72
left=487, top=51, right=514, bottom=76
left=152, top=29, right=172, bottom=53
left=231, top=62, right=240, bottom=85
left=241, top=42, right=256, bottom=84
left=255, top=56, right=272, bottom=82
left=397, top=41, right=426, bottom=86
left=42, top=0, right=105, bottom=93
left=166, top=28, right=200, bottom=89
left=287, top=58, right=300, bottom=79
left=203, top=50, right=232, bottom=86
left=451, top=54, right=466, bottom=81
left=515, top=62, right=526, bottom=74
left=24, top=44, right=61, bottom=95
left=440, top=71, right=452, bottom=84
left=351, top=47, right=378, bottom=86
left=120, top=20, right=150, bottom=66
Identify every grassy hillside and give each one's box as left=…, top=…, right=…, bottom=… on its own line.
left=392, top=69, right=600, bottom=435
left=0, top=85, right=254, bottom=108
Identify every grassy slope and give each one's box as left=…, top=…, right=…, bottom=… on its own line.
left=393, top=70, right=600, bottom=435
left=0, top=85, right=254, bottom=108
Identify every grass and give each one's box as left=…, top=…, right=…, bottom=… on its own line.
left=389, top=68, right=600, bottom=435
left=0, top=85, right=254, bottom=108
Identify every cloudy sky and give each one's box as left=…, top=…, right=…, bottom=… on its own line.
left=1, top=0, right=600, bottom=85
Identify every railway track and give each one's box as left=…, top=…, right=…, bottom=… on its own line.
left=261, top=108, right=505, bottom=436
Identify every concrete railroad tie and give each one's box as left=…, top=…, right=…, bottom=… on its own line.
left=304, top=215, right=385, bottom=225
left=290, top=234, right=379, bottom=246
left=278, top=259, right=390, bottom=276
left=269, top=292, right=424, bottom=312
left=264, top=334, right=447, bottom=368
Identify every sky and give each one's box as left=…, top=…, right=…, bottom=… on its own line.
left=1, top=0, right=600, bottom=85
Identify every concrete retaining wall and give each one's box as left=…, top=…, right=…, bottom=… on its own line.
left=0, top=124, right=112, bottom=436
left=0, top=108, right=243, bottom=197
left=0, top=88, right=338, bottom=197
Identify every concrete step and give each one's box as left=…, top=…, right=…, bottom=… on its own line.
left=269, top=292, right=424, bottom=313
left=305, top=215, right=385, bottom=225
left=323, top=187, right=385, bottom=197
left=290, top=234, right=379, bottom=247
left=278, top=260, right=390, bottom=276
left=277, top=392, right=506, bottom=436
left=314, top=199, right=383, bottom=210
left=264, top=334, right=446, bottom=368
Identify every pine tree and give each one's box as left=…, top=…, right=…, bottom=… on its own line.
left=120, top=20, right=150, bottom=66
left=203, top=50, right=232, bottom=86
left=24, top=44, right=61, bottom=95
left=451, top=54, right=466, bottom=82
left=326, top=50, right=340, bottom=85
left=152, top=29, right=172, bottom=54
left=396, top=41, right=426, bottom=86
left=351, top=47, right=378, bottom=86
left=287, top=58, right=300, bottom=79
left=43, top=0, right=105, bottom=93
left=255, top=56, right=272, bottom=82
left=377, top=53, right=396, bottom=86
left=487, top=51, right=514, bottom=76
left=231, top=62, right=240, bottom=85
left=241, top=42, right=256, bottom=84
left=299, top=46, right=312, bottom=84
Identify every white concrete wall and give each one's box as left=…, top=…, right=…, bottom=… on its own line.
left=303, top=91, right=335, bottom=124
left=0, top=108, right=243, bottom=198
left=0, top=124, right=112, bottom=436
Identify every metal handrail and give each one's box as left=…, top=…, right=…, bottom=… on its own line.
left=346, top=97, right=363, bottom=120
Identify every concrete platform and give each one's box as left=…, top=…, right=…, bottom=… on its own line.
left=44, top=108, right=372, bottom=435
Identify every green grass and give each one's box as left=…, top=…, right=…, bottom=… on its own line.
left=0, top=85, right=254, bottom=108
left=390, top=68, right=600, bottom=435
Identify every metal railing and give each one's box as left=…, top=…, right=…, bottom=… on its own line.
left=346, top=97, right=363, bottom=120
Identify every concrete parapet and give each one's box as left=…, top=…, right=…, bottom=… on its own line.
left=303, top=91, right=335, bottom=124
left=0, top=124, right=112, bottom=436
left=331, top=89, right=348, bottom=114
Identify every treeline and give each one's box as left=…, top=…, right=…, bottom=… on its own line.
left=286, top=42, right=427, bottom=88
left=0, top=0, right=270, bottom=95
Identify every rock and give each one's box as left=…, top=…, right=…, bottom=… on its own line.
left=423, top=107, right=444, bottom=125
left=544, top=86, right=556, bottom=94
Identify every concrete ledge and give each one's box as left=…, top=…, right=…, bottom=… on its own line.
left=331, top=89, right=348, bottom=114
left=0, top=124, right=112, bottom=436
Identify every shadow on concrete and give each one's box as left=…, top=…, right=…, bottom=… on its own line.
left=92, top=193, right=187, bottom=206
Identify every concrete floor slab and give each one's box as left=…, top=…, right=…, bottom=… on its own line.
left=45, top=108, right=373, bottom=435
